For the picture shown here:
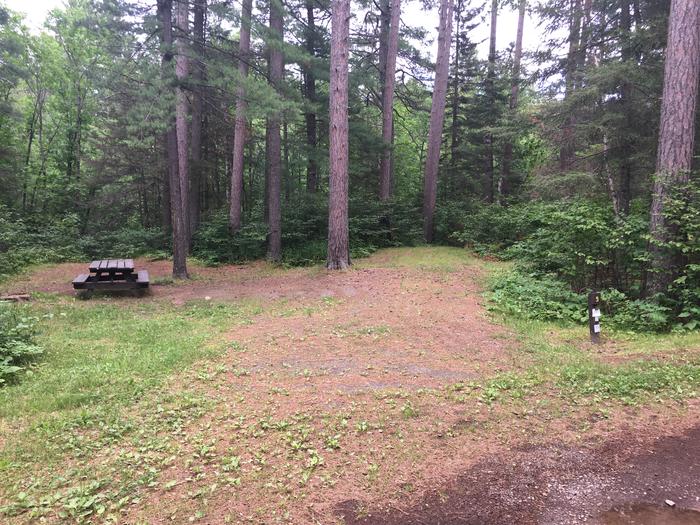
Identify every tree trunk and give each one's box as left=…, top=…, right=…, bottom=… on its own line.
left=378, top=0, right=401, bottom=201
left=422, top=0, right=454, bottom=242
left=560, top=0, right=582, bottom=172
left=190, top=0, right=206, bottom=235
left=158, top=0, right=188, bottom=278
left=499, top=0, right=526, bottom=201
left=647, top=0, right=700, bottom=295
left=175, top=0, right=191, bottom=247
left=484, top=0, right=497, bottom=203
left=327, top=0, right=351, bottom=269
left=617, top=0, right=632, bottom=216
left=22, top=94, right=40, bottom=212
left=449, top=0, right=461, bottom=195
left=283, top=118, right=290, bottom=202
left=304, top=0, right=319, bottom=193
left=266, top=0, right=284, bottom=262
left=229, top=0, right=252, bottom=232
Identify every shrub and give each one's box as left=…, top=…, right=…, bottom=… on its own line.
left=0, top=303, right=42, bottom=384
left=660, top=178, right=700, bottom=330
left=488, top=271, right=587, bottom=324
left=448, top=202, right=551, bottom=256
left=193, top=195, right=423, bottom=267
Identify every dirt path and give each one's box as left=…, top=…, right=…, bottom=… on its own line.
left=3, top=248, right=699, bottom=524
left=340, top=404, right=700, bottom=524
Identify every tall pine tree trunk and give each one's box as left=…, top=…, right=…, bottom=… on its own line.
left=449, top=0, right=461, bottom=196
left=484, top=0, right=497, bottom=203
left=422, top=0, right=453, bottom=242
left=647, top=0, right=700, bottom=295
left=327, top=0, right=351, bottom=269
left=304, top=0, right=318, bottom=193
left=190, top=0, right=206, bottom=234
left=499, top=0, right=526, bottom=201
left=266, top=0, right=284, bottom=261
left=617, top=0, right=632, bottom=216
left=158, top=0, right=188, bottom=278
left=378, top=0, right=401, bottom=201
left=175, top=0, right=191, bottom=247
left=229, top=0, right=252, bottom=232
left=560, top=0, right=582, bottom=171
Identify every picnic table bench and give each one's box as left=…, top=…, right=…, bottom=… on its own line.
left=73, top=259, right=149, bottom=295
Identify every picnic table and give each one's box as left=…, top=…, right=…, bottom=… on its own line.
left=72, top=259, right=149, bottom=294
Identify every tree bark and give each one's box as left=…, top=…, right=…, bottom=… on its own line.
left=422, top=0, right=453, bottom=242
left=560, top=0, right=582, bottom=172
left=327, top=0, right=351, bottom=269
left=499, top=0, right=526, bottom=201
left=229, top=0, right=253, bottom=232
left=190, top=0, right=206, bottom=234
left=174, top=0, right=191, bottom=247
left=266, top=0, right=284, bottom=262
left=616, top=0, right=632, bottom=216
left=21, top=94, right=40, bottom=212
left=378, top=0, right=401, bottom=201
left=304, top=0, right=319, bottom=193
left=647, top=0, right=700, bottom=295
left=484, top=0, right=497, bottom=203
left=449, top=0, right=461, bottom=196
left=158, top=0, right=188, bottom=279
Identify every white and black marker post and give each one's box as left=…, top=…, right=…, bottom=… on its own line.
left=588, top=291, right=601, bottom=343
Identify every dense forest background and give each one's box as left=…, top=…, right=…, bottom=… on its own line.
left=0, top=0, right=698, bottom=332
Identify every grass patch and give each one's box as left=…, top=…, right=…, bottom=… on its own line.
left=357, top=246, right=479, bottom=272
left=558, top=361, right=700, bottom=403
left=0, top=300, right=259, bottom=466
left=480, top=310, right=700, bottom=406
left=0, top=298, right=263, bottom=521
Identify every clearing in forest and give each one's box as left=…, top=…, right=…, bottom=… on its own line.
left=0, top=247, right=699, bottom=524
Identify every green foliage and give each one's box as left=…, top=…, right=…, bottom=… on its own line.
left=472, top=192, right=699, bottom=332
left=0, top=208, right=82, bottom=280
left=0, top=206, right=169, bottom=281
left=660, top=179, right=700, bottom=330
left=559, top=361, right=700, bottom=402
left=0, top=303, right=42, bottom=384
left=193, top=215, right=267, bottom=265
left=447, top=201, right=550, bottom=255
left=503, top=200, right=648, bottom=291
left=600, top=289, right=671, bottom=332
left=489, top=271, right=586, bottom=323
left=193, top=196, right=422, bottom=267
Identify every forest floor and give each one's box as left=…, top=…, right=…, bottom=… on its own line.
left=1, top=247, right=700, bottom=524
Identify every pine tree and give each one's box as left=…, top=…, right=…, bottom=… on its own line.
left=229, top=0, right=253, bottom=232
left=158, top=0, right=188, bottom=278
left=422, top=0, right=453, bottom=242
left=648, top=0, right=700, bottom=295
left=378, top=0, right=401, bottom=201
left=327, top=0, right=351, bottom=269
left=266, top=0, right=284, bottom=262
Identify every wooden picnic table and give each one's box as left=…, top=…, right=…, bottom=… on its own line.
left=73, top=258, right=149, bottom=294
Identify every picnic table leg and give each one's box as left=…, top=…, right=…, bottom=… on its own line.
left=78, top=289, right=94, bottom=300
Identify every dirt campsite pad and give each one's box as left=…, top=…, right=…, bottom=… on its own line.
left=1, top=247, right=699, bottom=524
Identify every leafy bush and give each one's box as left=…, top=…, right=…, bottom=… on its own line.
left=488, top=271, right=586, bottom=323
left=600, top=288, right=671, bottom=332
left=448, top=201, right=551, bottom=255
left=193, top=196, right=423, bottom=267
left=455, top=190, right=700, bottom=332
left=0, top=303, right=42, bottom=384
left=659, top=179, right=700, bottom=330
left=0, top=206, right=168, bottom=281
left=192, top=214, right=267, bottom=265
left=78, top=227, right=167, bottom=259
